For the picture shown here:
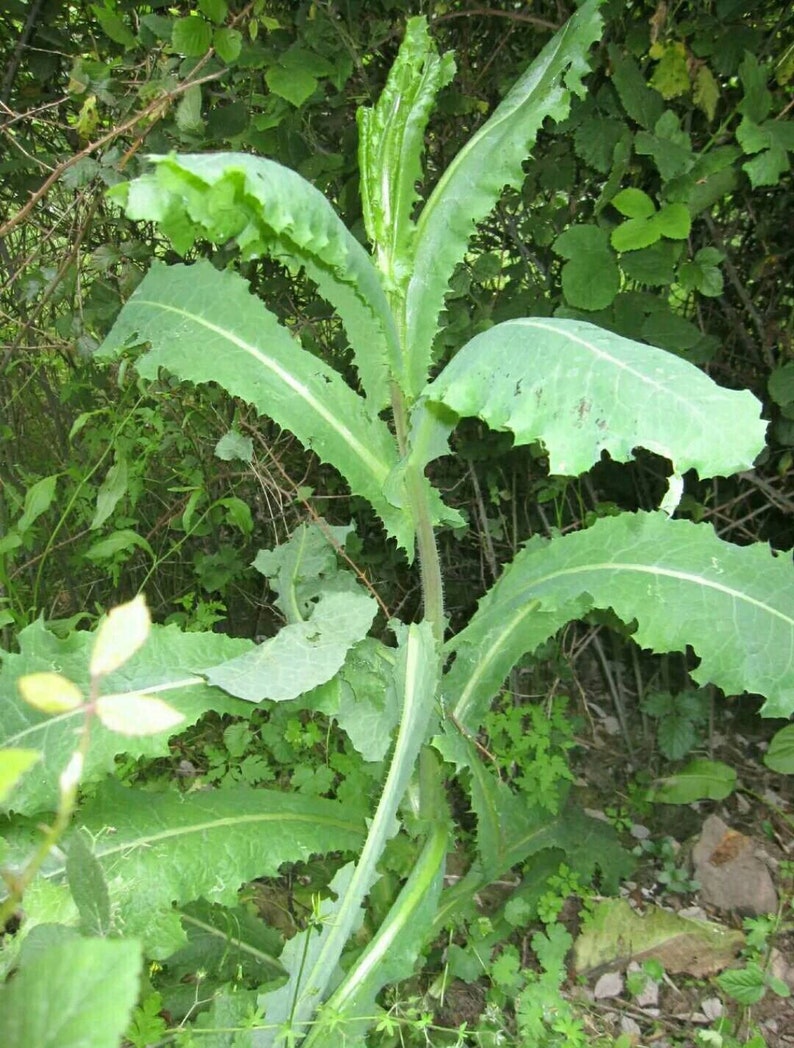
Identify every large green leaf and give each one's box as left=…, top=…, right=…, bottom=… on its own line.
left=357, top=17, right=455, bottom=304
left=95, top=261, right=416, bottom=550
left=115, top=153, right=399, bottom=408
left=0, top=619, right=252, bottom=816
left=403, top=0, right=603, bottom=398
left=425, top=317, right=767, bottom=480
left=447, top=512, right=794, bottom=729
left=0, top=933, right=142, bottom=1048
left=11, top=781, right=366, bottom=958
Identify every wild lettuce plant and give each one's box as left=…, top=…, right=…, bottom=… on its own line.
left=2, top=2, right=793, bottom=1045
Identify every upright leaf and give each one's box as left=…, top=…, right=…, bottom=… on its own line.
left=358, top=17, right=455, bottom=301
left=447, top=512, right=794, bottom=728
left=114, top=153, right=399, bottom=408
left=95, top=261, right=416, bottom=550
left=403, top=0, right=603, bottom=397
left=256, top=622, right=439, bottom=1042
left=425, top=317, right=767, bottom=479
left=305, top=823, right=448, bottom=1047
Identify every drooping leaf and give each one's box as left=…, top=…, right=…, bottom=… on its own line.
left=95, top=261, right=417, bottom=550
left=112, top=153, right=399, bottom=409
left=66, top=829, right=112, bottom=937
left=424, top=317, right=766, bottom=480
left=320, top=638, right=399, bottom=763
left=204, top=590, right=377, bottom=702
left=447, top=513, right=794, bottom=729
left=357, top=17, right=455, bottom=301
left=13, top=780, right=366, bottom=958
left=0, top=935, right=142, bottom=1048
left=171, top=899, right=285, bottom=986
left=253, top=864, right=356, bottom=1047
left=403, top=0, right=603, bottom=398
left=0, top=618, right=252, bottom=815
left=17, top=474, right=58, bottom=534
left=90, top=455, right=128, bottom=530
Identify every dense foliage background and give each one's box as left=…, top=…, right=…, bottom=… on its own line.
left=2, top=0, right=791, bottom=639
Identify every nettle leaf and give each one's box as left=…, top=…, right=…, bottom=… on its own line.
left=113, top=152, right=398, bottom=409
left=0, top=935, right=142, bottom=1048
left=447, top=512, right=794, bottom=729
left=424, top=317, right=766, bottom=479
left=357, top=16, right=455, bottom=298
left=204, top=590, right=377, bottom=703
left=608, top=46, right=664, bottom=130
left=404, top=0, right=603, bottom=398
left=95, top=261, right=415, bottom=551
left=0, top=618, right=252, bottom=815
left=15, top=781, right=365, bottom=958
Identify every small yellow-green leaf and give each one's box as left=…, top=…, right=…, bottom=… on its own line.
left=0, top=749, right=40, bottom=804
left=95, top=693, right=186, bottom=736
left=90, top=595, right=151, bottom=678
left=18, top=672, right=85, bottom=714
left=694, top=65, right=719, bottom=121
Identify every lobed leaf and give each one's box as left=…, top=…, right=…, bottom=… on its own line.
left=115, top=153, right=399, bottom=409
left=447, top=512, right=794, bottom=729
left=403, top=0, right=603, bottom=398
left=95, top=261, right=417, bottom=551
left=0, top=618, right=252, bottom=815
left=12, top=780, right=366, bottom=958
left=425, top=317, right=767, bottom=479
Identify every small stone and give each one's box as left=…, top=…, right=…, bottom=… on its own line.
left=620, top=1016, right=641, bottom=1036
left=692, top=815, right=778, bottom=916
left=701, top=996, right=723, bottom=1020
left=594, top=970, right=624, bottom=999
